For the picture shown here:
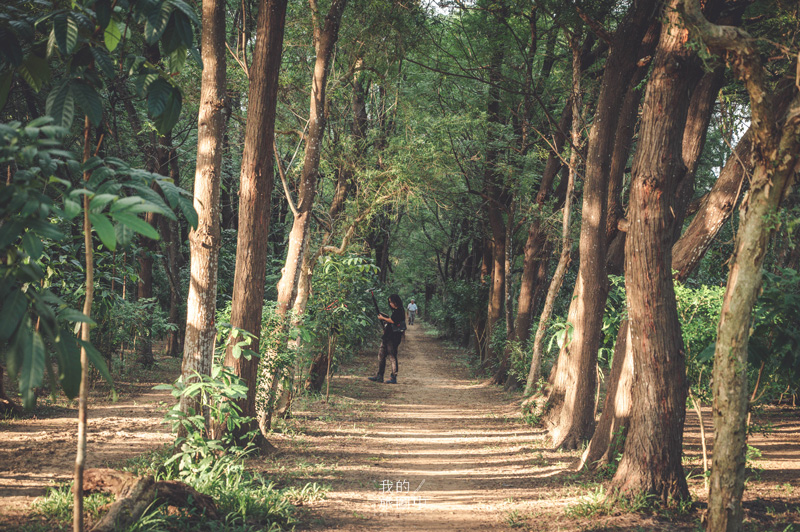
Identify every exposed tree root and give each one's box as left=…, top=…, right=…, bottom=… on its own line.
left=82, top=468, right=218, bottom=531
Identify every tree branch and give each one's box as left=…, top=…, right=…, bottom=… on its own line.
left=681, top=0, right=777, bottom=150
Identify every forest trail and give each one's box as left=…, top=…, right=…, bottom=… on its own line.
left=268, top=324, right=800, bottom=531
left=270, top=324, right=572, bottom=531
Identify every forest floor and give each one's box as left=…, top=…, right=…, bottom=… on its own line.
left=1, top=326, right=799, bottom=531
left=0, top=356, right=178, bottom=529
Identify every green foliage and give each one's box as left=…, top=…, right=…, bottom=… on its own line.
left=749, top=268, right=800, bottom=386
left=303, top=254, right=379, bottom=351
left=147, top=366, right=322, bottom=531
left=31, top=486, right=113, bottom=528
left=426, top=279, right=488, bottom=342
left=156, top=365, right=258, bottom=484
left=1, top=0, right=200, bottom=134
left=1, top=118, right=100, bottom=407
left=0, top=117, right=194, bottom=408
left=677, top=281, right=725, bottom=403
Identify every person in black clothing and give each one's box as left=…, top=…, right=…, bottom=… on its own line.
left=368, top=294, right=405, bottom=384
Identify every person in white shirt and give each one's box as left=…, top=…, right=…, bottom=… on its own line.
left=407, top=299, right=418, bottom=325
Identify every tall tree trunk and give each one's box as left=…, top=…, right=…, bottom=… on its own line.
left=74, top=116, right=95, bottom=532
left=541, top=0, right=658, bottom=450
left=584, top=0, right=745, bottom=472
left=274, top=0, right=347, bottom=316
left=164, top=145, right=184, bottom=357
left=682, top=2, right=800, bottom=528
left=484, top=42, right=508, bottom=375
left=610, top=1, right=695, bottom=502
left=133, top=45, right=166, bottom=368
left=524, top=32, right=581, bottom=397
left=223, top=0, right=288, bottom=435
left=582, top=68, right=722, bottom=471
left=512, top=100, right=571, bottom=348
left=605, top=23, right=660, bottom=276
left=181, top=0, right=226, bottom=419
left=261, top=0, right=347, bottom=434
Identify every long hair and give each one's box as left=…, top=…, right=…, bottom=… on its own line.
left=388, top=294, right=403, bottom=310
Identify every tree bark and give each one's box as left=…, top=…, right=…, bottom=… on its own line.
left=541, top=0, right=658, bottom=450
left=223, top=0, right=288, bottom=432
left=582, top=67, right=724, bottom=473
left=610, top=1, right=695, bottom=502
left=261, top=0, right=347, bottom=434
left=682, top=1, right=800, bottom=528
left=181, top=0, right=226, bottom=420
left=605, top=22, right=660, bottom=276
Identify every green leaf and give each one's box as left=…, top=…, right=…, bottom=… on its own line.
left=95, top=0, right=112, bottom=29
left=53, top=13, right=79, bottom=55
left=6, top=323, right=30, bottom=380
left=0, top=27, right=24, bottom=67
left=111, top=196, right=172, bottom=218
left=77, top=339, right=113, bottom=386
left=89, top=193, right=117, bottom=212
left=22, top=232, right=43, bottom=260
left=110, top=196, right=146, bottom=212
left=54, top=329, right=81, bottom=399
left=63, top=197, right=81, bottom=220
left=146, top=77, right=171, bottom=117
left=114, top=222, right=134, bottom=247
left=72, top=80, right=103, bottom=127
left=144, top=0, right=172, bottom=43
left=172, top=11, right=193, bottom=48
left=104, top=20, right=122, bottom=51
left=110, top=211, right=159, bottom=240
left=20, top=330, right=46, bottom=409
left=90, top=47, right=115, bottom=78
left=59, top=309, right=96, bottom=326
left=0, top=219, right=24, bottom=249
left=168, top=0, right=199, bottom=25
left=161, top=16, right=183, bottom=55
left=0, top=289, right=27, bottom=341
left=28, top=218, right=65, bottom=240
left=17, top=54, right=51, bottom=93
left=45, top=81, right=75, bottom=129
left=165, top=46, right=186, bottom=74
left=88, top=212, right=117, bottom=251
left=153, top=86, right=182, bottom=133
left=177, top=195, right=197, bottom=229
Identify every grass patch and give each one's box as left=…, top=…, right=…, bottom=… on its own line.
left=566, top=486, right=695, bottom=521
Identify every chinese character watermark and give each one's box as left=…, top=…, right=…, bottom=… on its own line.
left=378, top=479, right=428, bottom=510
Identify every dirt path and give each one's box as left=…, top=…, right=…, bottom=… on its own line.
left=0, top=361, right=175, bottom=525
left=1, top=329, right=797, bottom=531
left=268, top=324, right=800, bottom=532
left=268, top=325, right=572, bottom=531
